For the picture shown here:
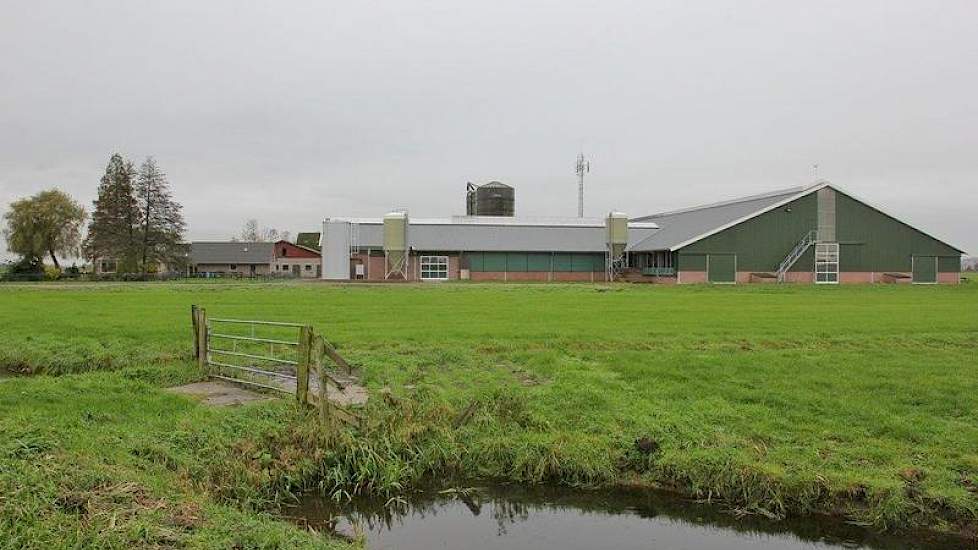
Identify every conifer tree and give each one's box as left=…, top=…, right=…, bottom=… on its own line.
left=135, top=157, right=185, bottom=273
left=85, top=154, right=139, bottom=270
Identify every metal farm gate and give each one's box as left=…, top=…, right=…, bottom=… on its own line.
left=190, top=305, right=365, bottom=426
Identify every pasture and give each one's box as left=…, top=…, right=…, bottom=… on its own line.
left=1, top=281, right=976, bottom=546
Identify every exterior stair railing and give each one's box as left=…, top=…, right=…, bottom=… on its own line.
left=777, top=230, right=817, bottom=283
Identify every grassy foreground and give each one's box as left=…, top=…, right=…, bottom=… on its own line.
left=1, top=280, right=977, bottom=546
left=0, top=366, right=348, bottom=549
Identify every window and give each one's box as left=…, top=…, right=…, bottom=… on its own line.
left=281, top=248, right=288, bottom=257
left=814, top=243, right=839, bottom=284
left=230, top=264, right=237, bottom=270
left=420, top=256, right=449, bottom=280
left=99, top=260, right=117, bottom=273
left=304, top=264, right=312, bottom=271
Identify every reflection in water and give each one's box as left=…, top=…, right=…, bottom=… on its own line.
left=284, top=484, right=970, bottom=550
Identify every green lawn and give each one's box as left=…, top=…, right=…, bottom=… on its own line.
left=1, top=281, right=977, bottom=546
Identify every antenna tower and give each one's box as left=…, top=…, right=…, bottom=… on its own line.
left=576, top=153, right=589, bottom=217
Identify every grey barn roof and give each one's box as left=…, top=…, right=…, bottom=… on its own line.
left=190, top=242, right=274, bottom=264
left=629, top=181, right=964, bottom=253
left=338, top=219, right=658, bottom=253
left=628, top=185, right=813, bottom=252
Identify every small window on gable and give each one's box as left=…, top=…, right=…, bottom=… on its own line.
left=281, top=248, right=287, bottom=257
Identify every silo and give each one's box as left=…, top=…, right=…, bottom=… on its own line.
left=466, top=181, right=515, bottom=216
left=322, top=219, right=351, bottom=280
left=465, top=183, right=478, bottom=216
left=383, top=211, right=408, bottom=279
left=606, top=211, right=629, bottom=280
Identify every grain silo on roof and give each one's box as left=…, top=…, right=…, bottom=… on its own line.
left=466, top=181, right=515, bottom=217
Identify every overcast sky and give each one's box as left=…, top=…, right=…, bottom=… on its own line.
left=1, top=0, right=976, bottom=261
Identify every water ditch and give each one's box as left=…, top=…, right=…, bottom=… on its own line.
left=283, top=484, right=969, bottom=549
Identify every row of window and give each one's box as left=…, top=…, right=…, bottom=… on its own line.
left=222, top=264, right=314, bottom=271
left=272, top=264, right=314, bottom=271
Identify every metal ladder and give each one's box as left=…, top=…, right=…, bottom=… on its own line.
left=777, top=230, right=817, bottom=282
left=349, top=221, right=359, bottom=259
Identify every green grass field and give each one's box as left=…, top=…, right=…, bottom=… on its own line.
left=1, top=280, right=977, bottom=547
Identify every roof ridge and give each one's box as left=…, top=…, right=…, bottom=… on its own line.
left=637, top=183, right=820, bottom=219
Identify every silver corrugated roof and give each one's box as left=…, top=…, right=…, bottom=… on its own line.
left=190, top=242, right=275, bottom=264
left=345, top=220, right=657, bottom=252
left=325, top=181, right=964, bottom=256
left=628, top=185, right=813, bottom=252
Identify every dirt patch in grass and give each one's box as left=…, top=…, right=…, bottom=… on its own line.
left=166, top=380, right=277, bottom=407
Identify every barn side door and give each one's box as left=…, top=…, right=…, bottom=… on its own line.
left=912, top=256, right=937, bottom=284
left=707, top=254, right=736, bottom=284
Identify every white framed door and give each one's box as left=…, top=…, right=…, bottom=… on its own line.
left=419, top=255, right=449, bottom=281
left=814, top=243, right=839, bottom=284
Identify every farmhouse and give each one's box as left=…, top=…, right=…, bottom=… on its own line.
left=91, top=243, right=190, bottom=276
left=190, top=240, right=321, bottom=278
left=318, top=182, right=963, bottom=284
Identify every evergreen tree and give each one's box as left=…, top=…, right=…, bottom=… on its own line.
left=85, top=154, right=139, bottom=271
left=135, top=157, right=185, bottom=273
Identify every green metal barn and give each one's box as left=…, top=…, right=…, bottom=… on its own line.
left=629, top=182, right=964, bottom=284
left=316, top=181, right=963, bottom=284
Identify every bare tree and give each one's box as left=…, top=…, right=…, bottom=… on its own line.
left=233, top=219, right=289, bottom=242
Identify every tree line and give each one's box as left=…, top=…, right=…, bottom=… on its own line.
left=2, top=153, right=185, bottom=276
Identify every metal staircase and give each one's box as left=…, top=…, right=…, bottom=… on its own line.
left=349, top=221, right=360, bottom=259
left=777, top=230, right=817, bottom=282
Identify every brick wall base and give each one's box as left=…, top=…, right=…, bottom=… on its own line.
left=343, top=256, right=962, bottom=285
left=470, top=271, right=606, bottom=282
left=839, top=272, right=876, bottom=284
left=881, top=272, right=913, bottom=284
left=677, top=271, right=707, bottom=284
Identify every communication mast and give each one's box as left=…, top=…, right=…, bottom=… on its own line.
left=576, top=153, right=589, bottom=217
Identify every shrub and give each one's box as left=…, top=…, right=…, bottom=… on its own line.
left=1, top=256, right=44, bottom=281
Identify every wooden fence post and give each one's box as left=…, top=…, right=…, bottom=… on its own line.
left=191, top=305, right=199, bottom=360
left=321, top=339, right=354, bottom=375
left=196, top=307, right=208, bottom=371
left=317, top=336, right=333, bottom=429
left=296, top=325, right=313, bottom=405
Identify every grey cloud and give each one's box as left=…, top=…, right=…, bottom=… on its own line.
left=1, top=0, right=975, bottom=260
